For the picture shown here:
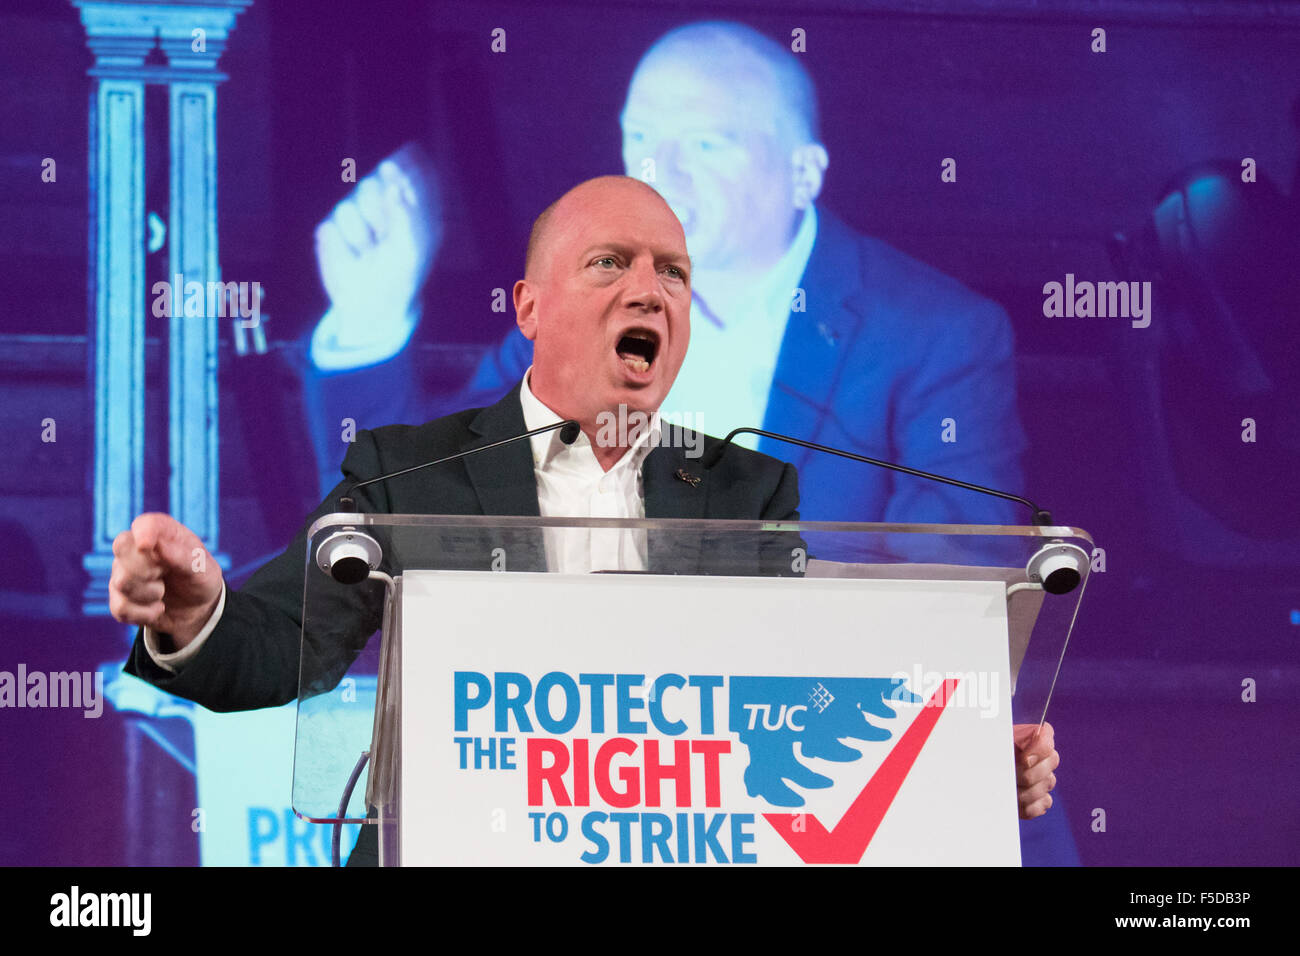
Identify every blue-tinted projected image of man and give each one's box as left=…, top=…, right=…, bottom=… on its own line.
left=456, top=21, right=1028, bottom=531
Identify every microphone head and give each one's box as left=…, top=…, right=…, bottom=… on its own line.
left=1026, top=542, right=1088, bottom=595
left=559, top=420, right=581, bottom=445
left=315, top=529, right=383, bottom=586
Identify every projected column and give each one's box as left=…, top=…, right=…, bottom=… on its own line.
left=158, top=7, right=247, bottom=571
left=73, top=0, right=247, bottom=611
left=73, top=5, right=150, bottom=614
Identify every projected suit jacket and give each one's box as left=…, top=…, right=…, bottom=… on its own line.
left=123, top=381, right=800, bottom=713
left=460, top=210, right=1027, bottom=527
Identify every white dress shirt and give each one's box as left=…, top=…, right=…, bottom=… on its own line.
left=519, top=368, right=660, bottom=574
left=144, top=370, right=660, bottom=672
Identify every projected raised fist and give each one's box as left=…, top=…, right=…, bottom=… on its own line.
left=311, top=144, right=443, bottom=370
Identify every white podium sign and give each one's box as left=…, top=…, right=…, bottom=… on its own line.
left=399, top=571, right=1020, bottom=865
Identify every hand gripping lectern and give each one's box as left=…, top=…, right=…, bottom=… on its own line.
left=291, top=515, right=1091, bottom=866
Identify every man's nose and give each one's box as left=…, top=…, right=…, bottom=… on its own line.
left=653, top=140, right=691, bottom=192
left=622, top=257, right=665, bottom=312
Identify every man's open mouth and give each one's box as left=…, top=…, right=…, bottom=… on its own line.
left=615, top=330, right=659, bottom=374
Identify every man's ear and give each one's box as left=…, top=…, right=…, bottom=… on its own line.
left=514, top=279, right=539, bottom=340
left=791, top=142, right=829, bottom=211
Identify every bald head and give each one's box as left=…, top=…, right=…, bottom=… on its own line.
left=634, top=21, right=821, bottom=149
left=525, top=175, right=676, bottom=279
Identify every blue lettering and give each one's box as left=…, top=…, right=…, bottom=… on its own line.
left=616, top=674, right=647, bottom=734
left=248, top=807, right=278, bottom=866
left=579, top=674, right=614, bottom=733
left=495, top=672, right=533, bottom=732
left=610, top=812, right=638, bottom=863
left=580, top=811, right=609, bottom=864
left=731, top=813, right=757, bottom=864
left=453, top=736, right=472, bottom=769
left=641, top=812, right=673, bottom=863
left=453, top=671, right=491, bottom=731
left=690, top=675, right=724, bottom=734
left=473, top=736, right=497, bottom=769
left=693, top=812, right=729, bottom=863
left=284, top=808, right=319, bottom=866
left=535, top=672, right=581, bottom=734
left=649, top=673, right=686, bottom=735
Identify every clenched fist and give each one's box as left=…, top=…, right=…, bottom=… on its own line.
left=314, top=143, right=442, bottom=347
left=108, top=513, right=224, bottom=650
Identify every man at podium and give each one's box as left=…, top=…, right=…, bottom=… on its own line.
left=107, top=176, right=1059, bottom=861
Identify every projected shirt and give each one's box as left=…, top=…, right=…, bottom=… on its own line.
left=659, top=206, right=818, bottom=448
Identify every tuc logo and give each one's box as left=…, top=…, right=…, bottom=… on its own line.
left=729, top=677, right=921, bottom=807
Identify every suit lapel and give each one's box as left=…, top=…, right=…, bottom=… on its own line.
left=463, top=382, right=542, bottom=517
left=761, top=209, right=868, bottom=471
left=643, top=428, right=708, bottom=573
left=462, top=383, right=546, bottom=570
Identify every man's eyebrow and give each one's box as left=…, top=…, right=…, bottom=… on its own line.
left=578, top=243, right=690, bottom=267
left=578, top=243, right=631, bottom=260
left=663, top=252, right=692, bottom=275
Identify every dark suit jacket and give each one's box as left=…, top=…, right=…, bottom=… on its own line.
left=458, top=209, right=1026, bottom=528
left=124, top=381, right=800, bottom=712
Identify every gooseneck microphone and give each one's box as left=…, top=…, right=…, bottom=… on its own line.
left=337, top=419, right=581, bottom=511
left=702, top=426, right=1054, bottom=525
left=317, top=419, right=581, bottom=583
left=703, top=426, right=1086, bottom=593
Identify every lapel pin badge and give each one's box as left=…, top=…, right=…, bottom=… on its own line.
left=675, top=468, right=702, bottom=487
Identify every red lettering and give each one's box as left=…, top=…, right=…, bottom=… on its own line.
left=527, top=737, right=730, bottom=809
left=643, top=739, right=692, bottom=807
left=526, top=737, right=570, bottom=806
left=594, top=737, right=639, bottom=808
left=692, top=740, right=730, bottom=808
left=573, top=738, right=590, bottom=805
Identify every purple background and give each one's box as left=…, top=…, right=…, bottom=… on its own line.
left=1, top=0, right=1298, bottom=865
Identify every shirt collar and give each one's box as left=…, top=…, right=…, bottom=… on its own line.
left=691, top=204, right=819, bottom=322
left=757, top=204, right=819, bottom=306
left=519, top=367, right=662, bottom=473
